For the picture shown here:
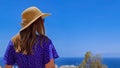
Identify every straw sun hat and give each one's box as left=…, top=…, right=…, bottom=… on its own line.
left=20, top=6, right=50, bottom=31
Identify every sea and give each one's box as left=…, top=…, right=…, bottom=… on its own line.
left=0, top=57, right=120, bottom=68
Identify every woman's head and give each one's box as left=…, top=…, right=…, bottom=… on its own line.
left=12, top=17, right=45, bottom=55
left=20, top=17, right=45, bottom=37
left=12, top=6, right=50, bottom=55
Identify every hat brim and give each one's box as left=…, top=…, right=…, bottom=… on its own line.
left=20, top=13, right=50, bottom=32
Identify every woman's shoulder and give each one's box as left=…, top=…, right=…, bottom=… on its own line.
left=37, top=35, right=52, bottom=46
left=8, top=40, right=14, bottom=46
left=5, top=40, right=15, bottom=52
left=37, top=35, right=51, bottom=42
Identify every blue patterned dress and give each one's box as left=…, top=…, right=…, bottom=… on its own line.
left=4, top=36, right=59, bottom=68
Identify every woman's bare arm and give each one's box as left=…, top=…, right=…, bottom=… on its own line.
left=45, top=59, right=55, bottom=68
left=5, top=65, right=13, bottom=68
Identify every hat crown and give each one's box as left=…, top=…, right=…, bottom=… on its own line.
left=21, top=7, right=42, bottom=27
left=20, top=6, right=50, bottom=31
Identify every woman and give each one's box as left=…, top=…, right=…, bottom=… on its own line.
left=4, top=6, right=59, bottom=68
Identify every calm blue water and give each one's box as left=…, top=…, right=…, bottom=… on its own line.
left=55, top=57, right=120, bottom=68
left=0, top=57, right=120, bottom=68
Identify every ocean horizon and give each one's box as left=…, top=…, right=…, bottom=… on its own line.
left=0, top=57, right=120, bottom=68
left=55, top=57, right=120, bottom=68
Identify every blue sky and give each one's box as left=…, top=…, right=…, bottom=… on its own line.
left=0, top=0, right=120, bottom=57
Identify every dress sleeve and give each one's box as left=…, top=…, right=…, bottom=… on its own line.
left=4, top=40, right=15, bottom=65
left=43, top=39, right=59, bottom=64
